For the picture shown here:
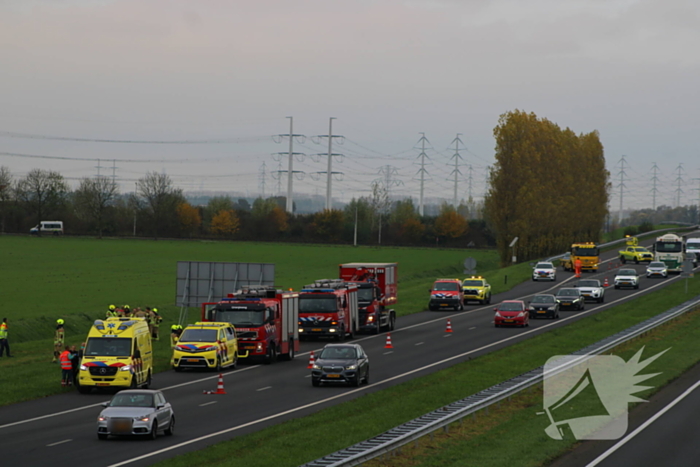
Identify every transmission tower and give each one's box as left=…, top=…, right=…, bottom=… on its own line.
left=616, top=155, right=627, bottom=221
left=448, top=134, right=465, bottom=207
left=273, top=116, right=305, bottom=213
left=377, top=165, right=403, bottom=197
left=674, top=163, right=685, bottom=207
left=312, top=117, right=344, bottom=211
left=467, top=165, right=474, bottom=200
left=650, top=163, right=660, bottom=210
left=414, top=133, right=430, bottom=216
left=259, top=162, right=267, bottom=198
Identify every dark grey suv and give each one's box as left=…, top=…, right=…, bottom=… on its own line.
left=311, top=344, right=369, bottom=387
left=555, top=288, right=585, bottom=311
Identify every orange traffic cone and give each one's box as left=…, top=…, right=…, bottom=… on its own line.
left=445, top=319, right=453, bottom=333
left=384, top=333, right=394, bottom=349
left=307, top=351, right=315, bottom=369
left=603, top=277, right=609, bottom=287
left=213, top=373, right=226, bottom=394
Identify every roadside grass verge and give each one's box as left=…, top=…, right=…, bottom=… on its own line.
left=151, top=275, right=699, bottom=467
left=366, top=302, right=700, bottom=467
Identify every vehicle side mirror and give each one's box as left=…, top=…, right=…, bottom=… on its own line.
left=428, top=289, right=432, bottom=293
left=156, top=404, right=165, bottom=409
left=493, top=308, right=497, bottom=311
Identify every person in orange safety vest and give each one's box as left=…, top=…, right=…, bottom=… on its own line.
left=59, top=345, right=74, bottom=387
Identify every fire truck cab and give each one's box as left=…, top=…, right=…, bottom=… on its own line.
left=298, top=279, right=359, bottom=341
left=201, top=286, right=299, bottom=364
left=339, top=263, right=397, bottom=334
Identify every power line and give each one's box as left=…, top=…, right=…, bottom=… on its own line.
left=0, top=130, right=267, bottom=144
left=311, top=117, right=344, bottom=211
left=650, top=163, right=660, bottom=210
left=415, top=133, right=430, bottom=216
left=616, top=155, right=628, bottom=220
left=273, top=116, right=305, bottom=213
left=448, top=133, right=465, bottom=207
left=674, top=163, right=685, bottom=207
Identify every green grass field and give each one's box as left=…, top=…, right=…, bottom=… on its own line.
left=0, top=235, right=522, bottom=405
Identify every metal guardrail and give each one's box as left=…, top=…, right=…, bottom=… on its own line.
left=302, top=294, right=700, bottom=467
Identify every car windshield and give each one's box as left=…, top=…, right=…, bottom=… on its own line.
left=531, top=295, right=555, bottom=304
left=655, top=241, right=682, bottom=253
left=462, top=280, right=484, bottom=287
left=572, top=246, right=599, bottom=256
left=576, top=280, right=598, bottom=287
left=434, top=282, right=459, bottom=291
left=214, top=310, right=264, bottom=327
left=649, top=262, right=666, bottom=268
left=535, top=263, right=553, bottom=269
left=299, top=297, right=337, bottom=313
left=498, top=302, right=523, bottom=311
left=179, top=328, right=218, bottom=342
left=557, top=289, right=579, bottom=297
left=85, top=337, right=131, bottom=357
left=633, top=247, right=648, bottom=252
left=109, top=393, right=155, bottom=408
left=319, top=346, right=357, bottom=359
left=618, top=269, right=637, bottom=275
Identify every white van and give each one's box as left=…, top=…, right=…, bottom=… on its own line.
left=30, top=221, right=64, bottom=236
left=686, top=238, right=700, bottom=266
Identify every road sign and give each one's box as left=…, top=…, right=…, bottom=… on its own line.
left=463, top=257, right=477, bottom=275
left=681, top=259, right=694, bottom=278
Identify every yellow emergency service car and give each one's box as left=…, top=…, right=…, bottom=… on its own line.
left=78, top=317, right=153, bottom=393
left=171, top=322, right=239, bottom=371
left=462, top=276, right=492, bottom=305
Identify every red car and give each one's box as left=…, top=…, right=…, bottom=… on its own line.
left=494, top=300, right=529, bottom=327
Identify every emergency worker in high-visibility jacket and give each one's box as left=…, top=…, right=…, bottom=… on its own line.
left=59, top=345, right=74, bottom=386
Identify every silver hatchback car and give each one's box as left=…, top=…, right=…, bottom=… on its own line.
left=97, top=390, right=174, bottom=440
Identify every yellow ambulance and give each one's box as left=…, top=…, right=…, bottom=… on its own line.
left=171, top=322, right=239, bottom=371
left=77, top=317, right=153, bottom=393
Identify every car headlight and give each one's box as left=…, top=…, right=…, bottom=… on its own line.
left=120, top=365, right=132, bottom=372
left=495, top=312, right=503, bottom=318
left=204, top=346, right=218, bottom=352
left=346, top=364, right=357, bottom=370
left=98, top=415, right=108, bottom=421
left=528, top=306, right=535, bottom=311
left=175, top=345, right=186, bottom=351
left=80, top=364, right=88, bottom=371
left=312, top=364, right=321, bottom=370
left=517, top=312, right=526, bottom=318
left=548, top=306, right=557, bottom=310
left=135, top=416, right=150, bottom=422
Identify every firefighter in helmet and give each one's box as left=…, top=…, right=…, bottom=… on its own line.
left=150, top=308, right=163, bottom=340
left=106, top=304, right=117, bottom=319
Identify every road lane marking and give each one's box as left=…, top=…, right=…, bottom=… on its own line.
left=304, top=374, right=311, bottom=378
left=469, top=327, right=476, bottom=330
left=199, top=401, right=217, bottom=407
left=257, top=386, right=272, bottom=392
left=47, top=439, right=72, bottom=447
left=415, top=342, right=424, bottom=346
left=444, top=334, right=452, bottom=338
left=586, top=378, right=700, bottom=467
left=383, top=351, right=393, bottom=355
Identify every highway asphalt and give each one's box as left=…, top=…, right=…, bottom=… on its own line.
left=549, top=362, right=700, bottom=467
left=0, top=244, right=692, bottom=467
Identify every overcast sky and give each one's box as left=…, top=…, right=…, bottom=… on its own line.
left=1, top=0, right=699, bottom=211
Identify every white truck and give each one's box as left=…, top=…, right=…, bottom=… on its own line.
left=685, top=237, right=700, bottom=267
left=653, top=233, right=684, bottom=274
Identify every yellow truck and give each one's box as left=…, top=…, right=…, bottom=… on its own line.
left=77, top=317, right=153, bottom=393
left=560, top=242, right=600, bottom=273
left=618, top=236, right=654, bottom=264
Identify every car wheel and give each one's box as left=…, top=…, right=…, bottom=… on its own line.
left=311, top=378, right=320, bottom=387
left=389, top=314, right=396, bottom=331
left=230, top=352, right=238, bottom=368
left=264, top=347, right=276, bottom=364
left=283, top=344, right=295, bottom=361
left=555, top=312, right=560, bottom=319
left=165, top=416, right=175, bottom=436
left=634, top=284, right=639, bottom=289
left=620, top=257, right=626, bottom=264
left=352, top=375, right=361, bottom=387
left=143, top=371, right=151, bottom=389
left=487, top=295, right=492, bottom=305
left=635, top=258, right=639, bottom=264
left=614, top=285, right=619, bottom=289
left=129, top=377, right=137, bottom=389
left=97, top=433, right=108, bottom=440
left=149, top=422, right=158, bottom=440
left=215, top=357, right=222, bottom=372
left=364, top=368, right=370, bottom=385
left=174, top=365, right=182, bottom=372
left=494, top=323, right=499, bottom=328
left=78, top=385, right=91, bottom=394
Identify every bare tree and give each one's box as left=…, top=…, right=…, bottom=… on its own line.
left=74, top=176, right=119, bottom=238
left=137, top=172, right=183, bottom=239
left=15, top=169, right=69, bottom=226
left=0, top=166, right=12, bottom=233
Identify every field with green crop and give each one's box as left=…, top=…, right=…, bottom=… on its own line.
left=0, top=235, right=525, bottom=405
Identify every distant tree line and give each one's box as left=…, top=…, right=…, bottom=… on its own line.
left=621, top=205, right=699, bottom=229
left=0, top=167, right=494, bottom=248
left=484, top=110, right=610, bottom=265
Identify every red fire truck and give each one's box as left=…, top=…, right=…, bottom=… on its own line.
left=298, top=279, right=359, bottom=341
left=339, top=262, right=397, bottom=334
left=201, top=286, right=299, bottom=363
